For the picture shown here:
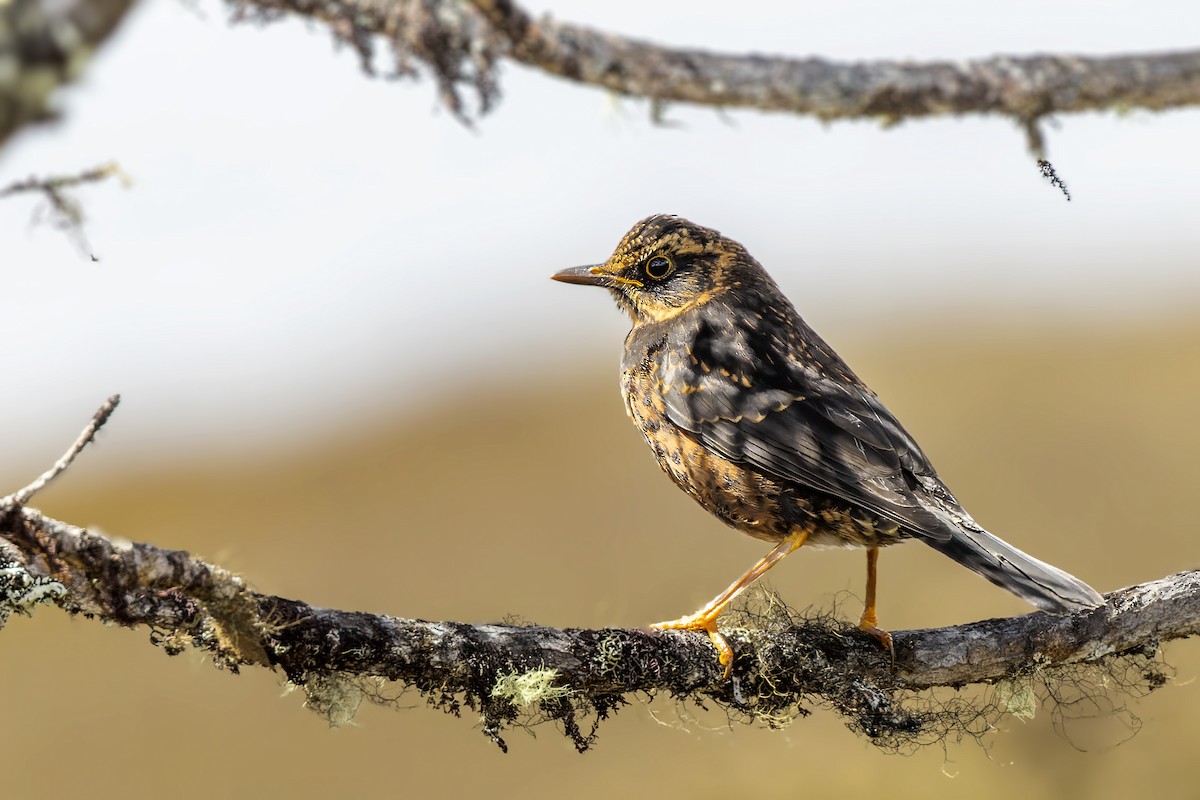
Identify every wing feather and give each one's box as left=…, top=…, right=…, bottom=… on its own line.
left=660, top=309, right=956, bottom=540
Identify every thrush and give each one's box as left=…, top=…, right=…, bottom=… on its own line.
left=552, top=214, right=1105, bottom=677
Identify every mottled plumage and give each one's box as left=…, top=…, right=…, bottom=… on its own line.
left=553, top=215, right=1104, bottom=675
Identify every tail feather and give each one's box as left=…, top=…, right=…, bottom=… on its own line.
left=925, top=526, right=1105, bottom=613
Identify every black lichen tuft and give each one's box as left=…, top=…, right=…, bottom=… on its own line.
left=1037, top=159, right=1071, bottom=201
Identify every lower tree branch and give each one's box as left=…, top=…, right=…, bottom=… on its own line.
left=1, top=499, right=1195, bottom=751
left=1, top=402, right=1195, bottom=751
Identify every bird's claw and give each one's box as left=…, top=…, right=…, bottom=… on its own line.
left=858, top=622, right=895, bottom=664
left=650, top=613, right=734, bottom=679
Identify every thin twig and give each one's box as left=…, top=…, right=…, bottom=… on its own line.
left=0, top=162, right=127, bottom=259
left=0, top=163, right=124, bottom=200
left=2, top=395, right=121, bottom=506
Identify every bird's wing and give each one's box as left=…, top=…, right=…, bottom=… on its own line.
left=660, top=315, right=958, bottom=541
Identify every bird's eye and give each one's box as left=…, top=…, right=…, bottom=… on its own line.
left=644, top=255, right=675, bottom=280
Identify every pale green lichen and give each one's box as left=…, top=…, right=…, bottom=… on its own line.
left=594, top=634, right=626, bottom=676
left=993, top=674, right=1038, bottom=721
left=296, top=673, right=364, bottom=727
left=491, top=668, right=573, bottom=708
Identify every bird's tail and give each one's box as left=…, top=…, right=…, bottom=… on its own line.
left=925, top=525, right=1105, bottom=613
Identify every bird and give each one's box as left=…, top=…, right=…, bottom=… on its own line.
left=551, top=214, right=1105, bottom=678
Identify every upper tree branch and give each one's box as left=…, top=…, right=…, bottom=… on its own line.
left=231, top=0, right=1200, bottom=147
left=472, top=0, right=1200, bottom=121
left=7, top=0, right=1198, bottom=155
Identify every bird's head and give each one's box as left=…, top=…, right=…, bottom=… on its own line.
left=552, top=215, right=765, bottom=324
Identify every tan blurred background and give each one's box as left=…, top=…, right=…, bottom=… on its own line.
left=2, top=320, right=1197, bottom=798
left=2, top=0, right=1199, bottom=797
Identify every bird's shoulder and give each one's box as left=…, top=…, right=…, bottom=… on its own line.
left=657, top=294, right=864, bottom=427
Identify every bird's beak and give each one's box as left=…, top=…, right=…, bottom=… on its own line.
left=551, top=264, right=643, bottom=289
left=551, top=264, right=608, bottom=286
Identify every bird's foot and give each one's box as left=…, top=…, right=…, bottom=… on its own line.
left=650, top=612, right=733, bottom=679
left=857, top=617, right=895, bottom=662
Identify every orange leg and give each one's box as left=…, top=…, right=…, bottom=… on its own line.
left=858, top=547, right=894, bottom=657
left=651, top=529, right=810, bottom=678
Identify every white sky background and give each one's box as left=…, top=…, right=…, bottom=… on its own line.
left=1, top=0, right=1198, bottom=464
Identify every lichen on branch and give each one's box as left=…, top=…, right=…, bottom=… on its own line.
left=225, top=0, right=1200, bottom=142
left=1, top=400, right=1195, bottom=752
left=1, top=500, right=1195, bottom=752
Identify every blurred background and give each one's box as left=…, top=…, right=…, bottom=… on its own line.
left=1, top=0, right=1197, bottom=797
